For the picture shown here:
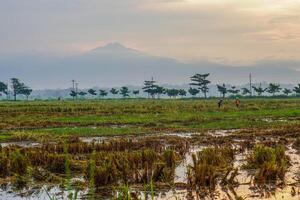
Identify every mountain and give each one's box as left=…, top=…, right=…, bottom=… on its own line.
left=0, top=42, right=300, bottom=89
left=89, top=42, right=142, bottom=55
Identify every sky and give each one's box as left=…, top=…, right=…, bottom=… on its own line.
left=1, top=0, right=300, bottom=65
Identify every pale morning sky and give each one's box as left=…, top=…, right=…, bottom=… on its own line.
left=1, top=0, right=300, bottom=65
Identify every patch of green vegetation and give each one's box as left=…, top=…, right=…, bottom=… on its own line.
left=187, top=147, right=235, bottom=196
left=244, top=144, right=290, bottom=185
left=1, top=99, right=300, bottom=141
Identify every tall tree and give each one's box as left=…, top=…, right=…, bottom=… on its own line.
left=11, top=78, right=27, bottom=101
left=88, top=89, right=97, bottom=98
left=178, top=89, right=187, bottom=98
left=283, top=88, right=292, bottom=96
left=190, top=73, right=211, bottom=98
left=267, top=83, right=281, bottom=96
left=252, top=84, right=267, bottom=96
left=293, top=84, right=300, bottom=96
left=227, top=86, right=240, bottom=96
left=99, top=90, right=108, bottom=98
left=0, top=82, right=8, bottom=99
left=216, top=84, right=227, bottom=98
left=142, top=79, right=157, bottom=99
left=22, top=87, right=33, bottom=100
left=120, top=87, right=130, bottom=98
left=241, top=87, right=251, bottom=96
left=110, top=88, right=119, bottom=97
left=188, top=87, right=199, bottom=97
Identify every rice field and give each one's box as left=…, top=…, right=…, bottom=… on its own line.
left=0, top=98, right=300, bottom=199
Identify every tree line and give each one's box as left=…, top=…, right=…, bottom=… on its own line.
left=69, top=74, right=300, bottom=99
left=0, top=78, right=32, bottom=100
left=1, top=74, right=300, bottom=100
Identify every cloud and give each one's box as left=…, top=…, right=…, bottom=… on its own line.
left=0, top=0, right=300, bottom=65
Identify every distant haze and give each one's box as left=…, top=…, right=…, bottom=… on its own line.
left=1, top=0, right=300, bottom=89
left=0, top=43, right=300, bottom=90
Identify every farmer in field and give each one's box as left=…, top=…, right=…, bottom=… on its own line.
left=235, top=97, right=241, bottom=108
left=218, top=99, right=223, bottom=108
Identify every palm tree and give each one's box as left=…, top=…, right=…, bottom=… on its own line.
left=241, top=88, right=251, bottom=96
left=120, top=87, right=130, bottom=98
left=227, top=86, right=240, bottom=96
left=283, top=88, right=292, bottom=96
left=88, top=89, right=97, bottom=98
left=110, top=88, right=119, bottom=98
left=252, top=84, right=267, bottom=96
left=70, top=90, right=77, bottom=100
left=99, top=90, right=108, bottom=98
left=78, top=91, right=87, bottom=99
left=267, top=83, right=281, bottom=96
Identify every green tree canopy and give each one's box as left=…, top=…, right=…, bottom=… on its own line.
left=11, top=78, right=29, bottom=101
left=252, top=84, right=267, bottom=96
left=293, top=84, right=300, bottom=96
left=0, top=82, right=8, bottom=96
left=70, top=90, right=77, bottom=99
left=190, top=73, right=211, bottom=98
left=78, top=91, right=87, bottom=98
left=120, top=87, right=130, bottom=98
left=188, top=87, right=199, bottom=97
left=165, top=89, right=179, bottom=98
left=142, top=79, right=157, bottom=99
left=154, top=85, right=165, bottom=99
left=241, top=87, right=251, bottom=96
left=178, top=89, right=187, bottom=97
left=99, top=90, right=108, bottom=98
left=267, top=83, right=281, bottom=96
left=22, top=87, right=33, bottom=100
left=132, top=90, right=139, bottom=96
left=283, top=88, right=292, bottom=96
left=110, top=88, right=119, bottom=97
left=227, top=86, right=240, bottom=96
left=88, top=89, right=97, bottom=96
left=216, top=84, right=227, bottom=98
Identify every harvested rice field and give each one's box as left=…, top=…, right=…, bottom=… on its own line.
left=0, top=99, right=300, bottom=199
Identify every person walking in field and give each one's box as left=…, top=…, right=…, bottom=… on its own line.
left=235, top=98, right=241, bottom=108
left=218, top=99, right=223, bottom=108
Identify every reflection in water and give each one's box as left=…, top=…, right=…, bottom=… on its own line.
left=0, top=134, right=300, bottom=200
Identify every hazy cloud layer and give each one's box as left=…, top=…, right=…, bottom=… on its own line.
left=1, top=0, right=300, bottom=64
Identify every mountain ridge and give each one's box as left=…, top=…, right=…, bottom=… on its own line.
left=0, top=43, right=299, bottom=89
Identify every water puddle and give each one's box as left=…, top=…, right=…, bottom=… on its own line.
left=1, top=131, right=300, bottom=199
left=0, top=141, right=40, bottom=148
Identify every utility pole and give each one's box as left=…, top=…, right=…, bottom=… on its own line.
left=75, top=82, right=79, bottom=100
left=249, top=73, right=252, bottom=97
left=72, top=80, right=75, bottom=91
left=71, top=80, right=77, bottom=100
